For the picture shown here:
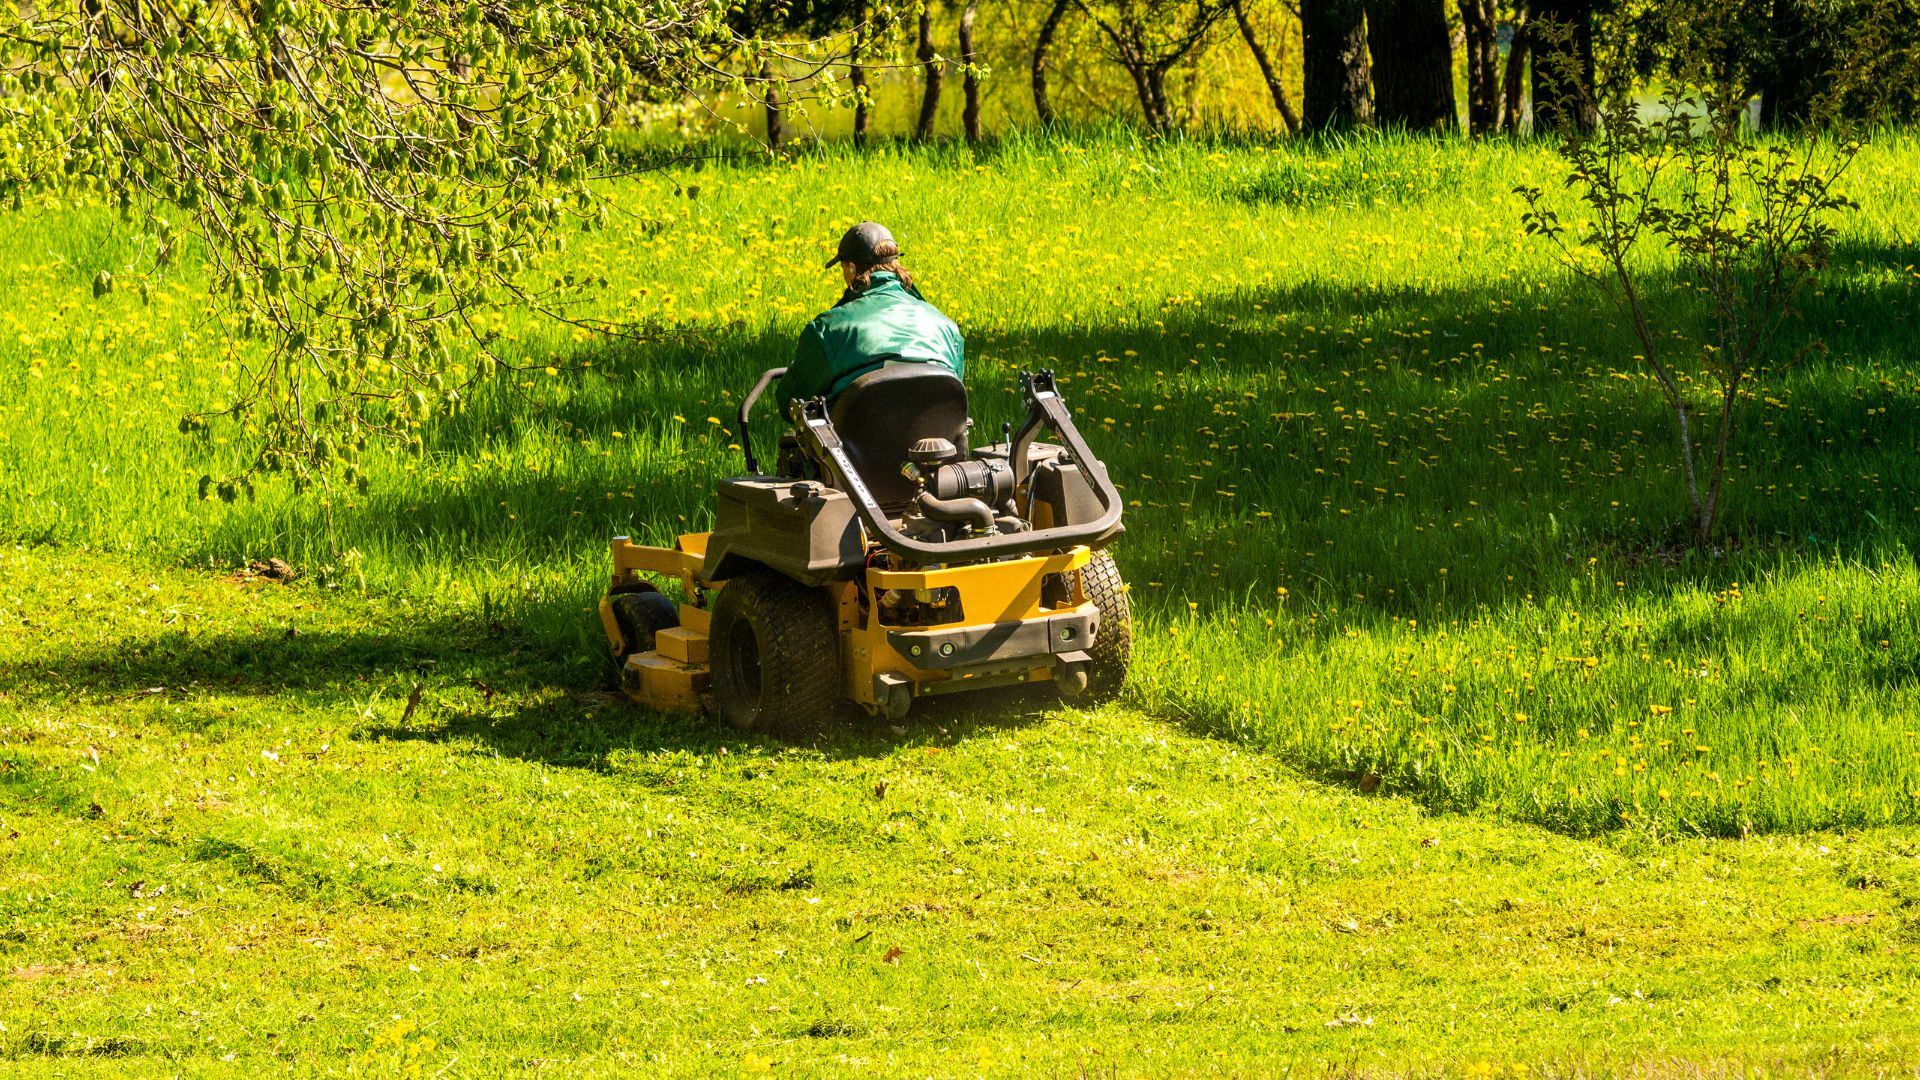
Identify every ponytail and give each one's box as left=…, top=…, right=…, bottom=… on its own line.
left=846, top=237, right=913, bottom=291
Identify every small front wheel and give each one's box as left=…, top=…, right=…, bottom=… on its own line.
left=708, top=572, right=841, bottom=732
left=611, top=588, right=680, bottom=664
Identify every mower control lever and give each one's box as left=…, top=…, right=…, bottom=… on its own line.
left=738, top=366, right=789, bottom=475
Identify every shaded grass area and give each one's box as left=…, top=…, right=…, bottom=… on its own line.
left=1139, top=553, right=1920, bottom=838
left=4, top=547, right=1920, bottom=1074
left=2, top=134, right=1920, bottom=837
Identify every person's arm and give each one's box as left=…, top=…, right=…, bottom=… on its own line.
left=777, top=321, right=833, bottom=417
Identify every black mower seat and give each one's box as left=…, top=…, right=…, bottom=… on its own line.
left=828, top=363, right=970, bottom=508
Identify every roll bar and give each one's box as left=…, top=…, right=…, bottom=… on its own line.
left=796, top=370, right=1124, bottom=561
left=737, top=366, right=789, bottom=475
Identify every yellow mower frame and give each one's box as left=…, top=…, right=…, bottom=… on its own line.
left=601, top=534, right=1097, bottom=715
left=599, top=367, right=1127, bottom=727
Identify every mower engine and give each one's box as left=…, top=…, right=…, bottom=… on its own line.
left=897, top=437, right=1029, bottom=545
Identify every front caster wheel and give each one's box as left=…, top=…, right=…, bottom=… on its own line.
left=611, top=588, right=680, bottom=664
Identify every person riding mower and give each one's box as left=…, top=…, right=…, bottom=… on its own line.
left=598, top=224, right=1129, bottom=730
left=778, top=221, right=964, bottom=413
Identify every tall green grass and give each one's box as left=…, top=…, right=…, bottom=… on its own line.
left=4, top=130, right=1919, bottom=835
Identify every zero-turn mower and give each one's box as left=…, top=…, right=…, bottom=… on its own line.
left=598, top=365, right=1129, bottom=729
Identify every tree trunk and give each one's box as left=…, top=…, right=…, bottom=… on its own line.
left=1120, top=56, right=1162, bottom=129
left=916, top=7, right=944, bottom=140
left=1032, top=0, right=1073, bottom=125
left=1673, top=398, right=1704, bottom=544
left=1756, top=0, right=1821, bottom=129
left=1617, top=273, right=1709, bottom=543
left=1501, top=11, right=1528, bottom=133
left=959, top=0, right=982, bottom=142
left=1145, top=67, right=1172, bottom=131
left=1365, top=0, right=1456, bottom=130
left=763, top=59, right=786, bottom=148
left=1529, top=0, right=1596, bottom=133
left=1458, top=0, right=1501, bottom=135
left=1700, top=381, right=1742, bottom=544
left=1301, top=0, right=1372, bottom=129
left=851, top=0, right=872, bottom=146
left=1232, top=0, right=1301, bottom=134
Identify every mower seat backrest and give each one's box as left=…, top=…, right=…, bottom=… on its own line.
left=827, top=363, right=970, bottom=509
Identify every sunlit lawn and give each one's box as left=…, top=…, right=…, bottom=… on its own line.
left=5, top=131, right=1919, bottom=835
left=4, top=545, right=1920, bottom=1074
left=7, top=129, right=1920, bottom=1070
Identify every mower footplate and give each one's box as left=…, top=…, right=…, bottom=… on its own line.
left=623, top=652, right=709, bottom=712
left=654, top=626, right=709, bottom=665
left=625, top=602, right=711, bottom=712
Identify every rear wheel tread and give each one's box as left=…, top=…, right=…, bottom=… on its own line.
left=709, top=572, right=840, bottom=731
left=1079, top=550, right=1132, bottom=701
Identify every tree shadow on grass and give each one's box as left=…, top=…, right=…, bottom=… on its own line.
left=173, top=241, right=1920, bottom=665
left=266, top=255, right=1920, bottom=631
left=107, top=235, right=1920, bottom=835
left=362, top=682, right=1056, bottom=772
left=5, top=606, right=577, bottom=709
left=2, top=583, right=1051, bottom=770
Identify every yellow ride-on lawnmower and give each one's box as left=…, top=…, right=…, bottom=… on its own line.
left=598, top=365, right=1128, bottom=729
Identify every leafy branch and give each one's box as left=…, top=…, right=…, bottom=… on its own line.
left=0, top=1, right=853, bottom=498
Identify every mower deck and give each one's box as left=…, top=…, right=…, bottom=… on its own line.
left=603, top=534, right=1098, bottom=717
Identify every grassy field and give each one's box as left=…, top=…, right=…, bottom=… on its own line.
left=5, top=545, right=1920, bottom=1074
left=6, top=130, right=1920, bottom=1070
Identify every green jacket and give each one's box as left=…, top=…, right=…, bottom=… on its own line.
left=779, top=272, right=965, bottom=416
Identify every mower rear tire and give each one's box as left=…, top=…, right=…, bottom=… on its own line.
left=1079, top=550, right=1132, bottom=701
left=612, top=588, right=680, bottom=663
left=709, top=572, right=840, bottom=732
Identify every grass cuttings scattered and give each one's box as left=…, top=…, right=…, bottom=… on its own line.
left=3, top=546, right=1919, bottom=1073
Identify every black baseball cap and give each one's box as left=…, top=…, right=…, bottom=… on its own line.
left=826, top=221, right=900, bottom=268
